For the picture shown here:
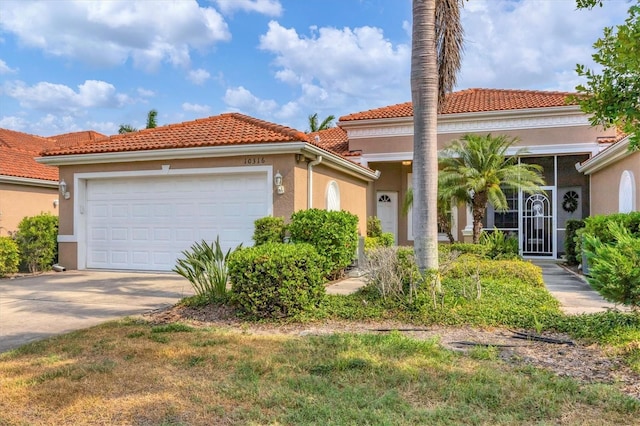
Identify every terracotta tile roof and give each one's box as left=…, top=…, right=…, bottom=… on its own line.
left=49, top=130, right=107, bottom=149
left=339, top=88, right=577, bottom=121
left=0, top=128, right=59, bottom=181
left=309, top=127, right=350, bottom=156
left=43, top=113, right=310, bottom=156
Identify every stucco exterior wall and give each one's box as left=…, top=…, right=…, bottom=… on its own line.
left=349, top=125, right=612, bottom=155
left=590, top=150, right=640, bottom=215
left=311, top=163, right=369, bottom=236
left=0, top=183, right=58, bottom=236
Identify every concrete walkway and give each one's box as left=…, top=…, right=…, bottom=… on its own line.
left=532, top=260, right=623, bottom=315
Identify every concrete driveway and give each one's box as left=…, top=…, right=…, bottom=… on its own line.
left=0, top=271, right=193, bottom=353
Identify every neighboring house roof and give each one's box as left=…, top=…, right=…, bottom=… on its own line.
left=308, top=127, right=351, bottom=156
left=576, top=134, right=637, bottom=175
left=49, top=130, right=107, bottom=149
left=42, top=113, right=310, bottom=157
left=0, top=128, right=58, bottom=182
left=339, top=88, right=577, bottom=121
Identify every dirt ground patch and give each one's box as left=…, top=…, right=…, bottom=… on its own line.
left=146, top=303, right=640, bottom=400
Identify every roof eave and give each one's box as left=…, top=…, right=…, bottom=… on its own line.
left=576, top=135, right=634, bottom=175
left=36, top=142, right=379, bottom=182
left=0, top=175, right=58, bottom=188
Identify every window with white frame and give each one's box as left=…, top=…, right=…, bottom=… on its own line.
left=326, top=181, right=340, bottom=211
left=619, top=170, right=637, bottom=213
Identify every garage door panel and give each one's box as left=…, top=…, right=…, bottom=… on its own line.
left=86, top=172, right=269, bottom=271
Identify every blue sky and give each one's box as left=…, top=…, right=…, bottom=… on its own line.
left=0, top=0, right=632, bottom=137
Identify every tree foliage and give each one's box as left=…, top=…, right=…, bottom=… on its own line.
left=307, top=113, right=335, bottom=132
left=118, top=109, right=159, bottom=134
left=575, top=1, right=640, bottom=150
left=438, top=134, right=546, bottom=243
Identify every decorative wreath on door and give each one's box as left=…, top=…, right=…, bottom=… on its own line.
left=562, top=190, right=579, bottom=213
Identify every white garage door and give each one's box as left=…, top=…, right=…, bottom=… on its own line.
left=86, top=172, right=269, bottom=271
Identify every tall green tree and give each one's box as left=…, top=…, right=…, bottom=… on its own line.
left=575, top=1, right=640, bottom=150
left=411, top=0, right=464, bottom=277
left=307, top=113, right=335, bottom=132
left=438, top=134, right=546, bottom=243
left=118, top=109, right=159, bottom=134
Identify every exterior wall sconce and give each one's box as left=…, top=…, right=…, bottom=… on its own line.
left=402, top=160, right=412, bottom=166
left=59, top=179, right=70, bottom=200
left=274, top=171, right=285, bottom=195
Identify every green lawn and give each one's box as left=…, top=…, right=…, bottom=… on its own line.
left=1, top=318, right=638, bottom=425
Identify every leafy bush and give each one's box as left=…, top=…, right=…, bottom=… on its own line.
left=583, top=212, right=640, bottom=243
left=289, top=209, right=358, bottom=278
left=0, top=237, right=20, bottom=277
left=440, top=243, right=487, bottom=257
left=366, top=216, right=383, bottom=238
left=584, top=222, right=640, bottom=307
left=565, top=219, right=585, bottom=265
left=479, top=229, right=520, bottom=260
left=173, top=237, right=239, bottom=301
left=445, top=255, right=545, bottom=288
left=228, top=243, right=325, bottom=319
left=253, top=216, right=287, bottom=245
left=364, top=232, right=395, bottom=252
left=14, top=213, right=58, bottom=272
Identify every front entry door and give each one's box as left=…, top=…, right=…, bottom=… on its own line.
left=522, top=191, right=554, bottom=256
left=376, top=191, right=398, bottom=243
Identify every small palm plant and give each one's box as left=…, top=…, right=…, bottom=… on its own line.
left=173, top=237, right=240, bottom=301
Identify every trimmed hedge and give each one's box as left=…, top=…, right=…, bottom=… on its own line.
left=364, top=232, right=394, bottom=252
left=440, top=243, right=488, bottom=257
left=253, top=216, right=287, bottom=245
left=14, top=213, right=58, bottom=272
left=289, top=209, right=358, bottom=278
left=228, top=243, right=325, bottom=319
left=445, top=255, right=545, bottom=288
left=564, top=219, right=585, bottom=265
left=0, top=237, right=20, bottom=277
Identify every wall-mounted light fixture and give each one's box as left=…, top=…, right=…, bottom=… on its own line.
left=274, top=171, right=285, bottom=195
left=402, top=160, right=412, bottom=166
left=59, top=179, right=70, bottom=200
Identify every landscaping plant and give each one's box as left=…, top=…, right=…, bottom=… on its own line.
left=0, top=236, right=20, bottom=277
left=583, top=222, right=640, bottom=308
left=564, top=219, right=585, bottom=265
left=14, top=213, right=58, bottom=273
left=228, top=242, right=325, bottom=319
left=479, top=228, right=520, bottom=260
left=252, top=216, right=287, bottom=245
left=173, top=237, right=239, bottom=301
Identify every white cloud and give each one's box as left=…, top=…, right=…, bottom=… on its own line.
left=137, top=88, right=155, bottom=98
left=457, top=0, right=631, bottom=91
left=0, top=0, right=230, bottom=71
left=182, top=102, right=211, bottom=115
left=187, top=68, right=211, bottom=85
left=259, top=21, right=410, bottom=111
left=214, top=0, right=282, bottom=17
left=0, top=59, right=17, bottom=74
left=3, top=80, right=131, bottom=113
left=0, top=115, right=28, bottom=131
left=224, top=86, right=278, bottom=116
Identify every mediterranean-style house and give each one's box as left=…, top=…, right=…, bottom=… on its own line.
left=0, top=129, right=105, bottom=236
left=315, top=88, right=638, bottom=259
left=35, top=88, right=638, bottom=271
left=37, top=113, right=378, bottom=271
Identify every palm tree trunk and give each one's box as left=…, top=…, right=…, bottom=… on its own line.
left=411, top=0, right=439, bottom=281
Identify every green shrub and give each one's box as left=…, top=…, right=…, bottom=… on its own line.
left=14, top=213, right=58, bottom=272
left=289, top=209, right=358, bottom=278
left=253, top=216, right=287, bottom=245
left=366, top=216, right=383, bottom=238
left=584, top=222, right=640, bottom=307
left=479, top=229, right=520, bottom=260
left=0, top=237, right=20, bottom=277
left=228, top=243, right=325, bottom=319
left=364, top=232, right=395, bottom=252
left=564, top=219, right=585, bottom=265
left=441, top=242, right=488, bottom=257
left=445, top=256, right=545, bottom=288
left=173, top=237, right=239, bottom=302
left=583, top=212, right=640, bottom=243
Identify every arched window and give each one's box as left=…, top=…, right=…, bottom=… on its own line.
left=326, top=181, right=340, bottom=211
left=619, top=170, right=637, bottom=213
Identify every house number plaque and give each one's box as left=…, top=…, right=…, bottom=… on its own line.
left=244, top=157, right=266, bottom=165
